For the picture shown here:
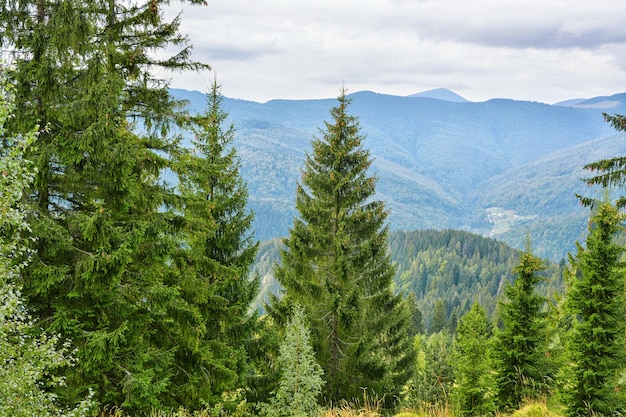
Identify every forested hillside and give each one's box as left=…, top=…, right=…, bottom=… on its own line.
left=172, top=89, right=626, bottom=260
left=252, top=229, right=565, bottom=330
left=389, top=229, right=564, bottom=329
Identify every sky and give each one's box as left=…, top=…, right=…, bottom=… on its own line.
left=162, top=0, right=626, bottom=104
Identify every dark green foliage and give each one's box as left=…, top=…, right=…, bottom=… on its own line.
left=453, top=302, right=496, bottom=416
left=255, top=228, right=564, bottom=333
left=0, top=0, right=211, bottom=412
left=406, top=292, right=424, bottom=336
left=245, top=314, right=281, bottom=408
left=603, top=113, right=626, bottom=132
left=268, top=90, right=414, bottom=406
left=565, top=199, right=626, bottom=416
left=429, top=299, right=448, bottom=334
left=493, top=244, right=547, bottom=411
left=390, top=229, right=538, bottom=330
left=172, top=79, right=259, bottom=408
left=412, top=331, right=455, bottom=407
left=0, top=79, right=93, bottom=417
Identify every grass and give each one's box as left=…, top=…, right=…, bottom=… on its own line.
left=507, top=400, right=565, bottom=417
left=93, top=399, right=566, bottom=417
left=321, top=391, right=384, bottom=417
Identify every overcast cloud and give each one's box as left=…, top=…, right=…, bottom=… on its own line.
left=162, top=0, right=626, bottom=104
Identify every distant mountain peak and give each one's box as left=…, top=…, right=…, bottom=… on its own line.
left=554, top=92, right=626, bottom=109
left=407, top=88, right=469, bottom=103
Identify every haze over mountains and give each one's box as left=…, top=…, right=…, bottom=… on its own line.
left=172, top=88, right=626, bottom=260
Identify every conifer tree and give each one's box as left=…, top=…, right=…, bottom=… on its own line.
left=413, top=330, right=454, bottom=407
left=0, top=79, right=93, bottom=417
left=582, top=113, right=626, bottom=207
left=172, top=78, right=259, bottom=408
left=493, top=243, right=546, bottom=411
left=565, top=198, right=626, bottom=417
left=429, top=299, right=448, bottom=334
left=263, top=304, right=325, bottom=417
left=453, top=301, right=496, bottom=416
left=1, top=0, right=210, bottom=411
left=407, top=292, right=424, bottom=336
left=268, top=89, right=414, bottom=406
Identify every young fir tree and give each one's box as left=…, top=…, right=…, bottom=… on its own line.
left=413, top=330, right=454, bottom=407
left=493, top=242, right=546, bottom=411
left=0, top=80, right=93, bottom=417
left=565, top=198, right=626, bottom=417
left=173, top=78, right=259, bottom=408
left=268, top=89, right=414, bottom=406
left=453, top=301, right=496, bottom=417
left=1, top=1, right=210, bottom=411
left=263, top=304, right=325, bottom=417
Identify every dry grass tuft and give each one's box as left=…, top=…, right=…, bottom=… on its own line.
left=321, top=390, right=384, bottom=417
left=507, top=400, right=564, bottom=417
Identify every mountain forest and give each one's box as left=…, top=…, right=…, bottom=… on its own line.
left=1, top=2, right=626, bottom=417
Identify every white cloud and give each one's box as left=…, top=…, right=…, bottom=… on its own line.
left=161, top=0, right=626, bottom=103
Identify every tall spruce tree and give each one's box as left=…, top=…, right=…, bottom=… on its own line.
left=173, top=78, right=259, bottom=408
left=1, top=0, right=210, bottom=411
left=565, top=198, right=626, bottom=417
left=493, top=242, right=546, bottom=411
left=268, top=89, right=414, bottom=406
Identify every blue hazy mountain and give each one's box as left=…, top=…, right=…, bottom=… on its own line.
left=171, top=88, right=626, bottom=260
left=553, top=98, right=587, bottom=107
left=407, top=87, right=469, bottom=103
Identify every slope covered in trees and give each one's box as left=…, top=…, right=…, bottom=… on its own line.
left=389, top=229, right=523, bottom=329
left=253, top=229, right=564, bottom=332
left=172, top=89, right=626, bottom=260
left=388, top=229, right=563, bottom=331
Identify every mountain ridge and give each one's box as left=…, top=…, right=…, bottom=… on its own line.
left=171, top=88, right=626, bottom=260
